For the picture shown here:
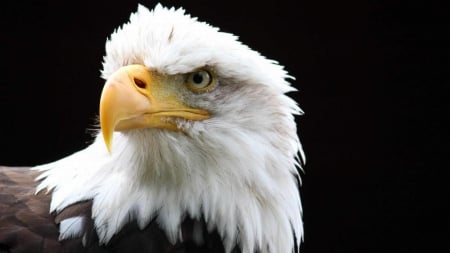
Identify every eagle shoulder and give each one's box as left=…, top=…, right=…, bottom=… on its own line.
left=0, top=167, right=240, bottom=253
left=0, top=166, right=60, bottom=253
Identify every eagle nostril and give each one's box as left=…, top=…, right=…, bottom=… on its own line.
left=134, top=78, right=147, bottom=89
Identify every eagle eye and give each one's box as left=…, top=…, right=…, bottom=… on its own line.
left=185, top=69, right=214, bottom=92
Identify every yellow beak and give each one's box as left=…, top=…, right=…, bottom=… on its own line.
left=99, top=65, right=210, bottom=153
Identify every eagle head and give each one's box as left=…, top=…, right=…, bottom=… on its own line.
left=35, top=4, right=304, bottom=253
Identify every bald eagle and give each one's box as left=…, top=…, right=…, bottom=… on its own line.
left=0, top=4, right=304, bottom=253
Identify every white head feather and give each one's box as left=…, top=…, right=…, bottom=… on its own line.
left=34, top=4, right=304, bottom=253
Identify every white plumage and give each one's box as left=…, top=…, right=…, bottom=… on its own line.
left=34, top=4, right=304, bottom=253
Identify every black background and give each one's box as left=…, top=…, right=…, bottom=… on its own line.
left=1, top=1, right=446, bottom=253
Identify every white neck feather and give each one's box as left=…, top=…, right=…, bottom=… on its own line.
left=35, top=118, right=302, bottom=253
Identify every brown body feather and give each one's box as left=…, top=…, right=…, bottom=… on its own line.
left=0, top=166, right=60, bottom=253
left=0, top=166, right=238, bottom=253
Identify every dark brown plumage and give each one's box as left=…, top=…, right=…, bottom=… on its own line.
left=0, top=166, right=236, bottom=253
left=0, top=166, right=60, bottom=253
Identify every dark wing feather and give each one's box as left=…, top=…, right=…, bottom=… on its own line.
left=0, top=166, right=60, bottom=253
left=58, top=206, right=239, bottom=253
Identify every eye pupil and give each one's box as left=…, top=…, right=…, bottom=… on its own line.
left=193, top=73, right=203, bottom=84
